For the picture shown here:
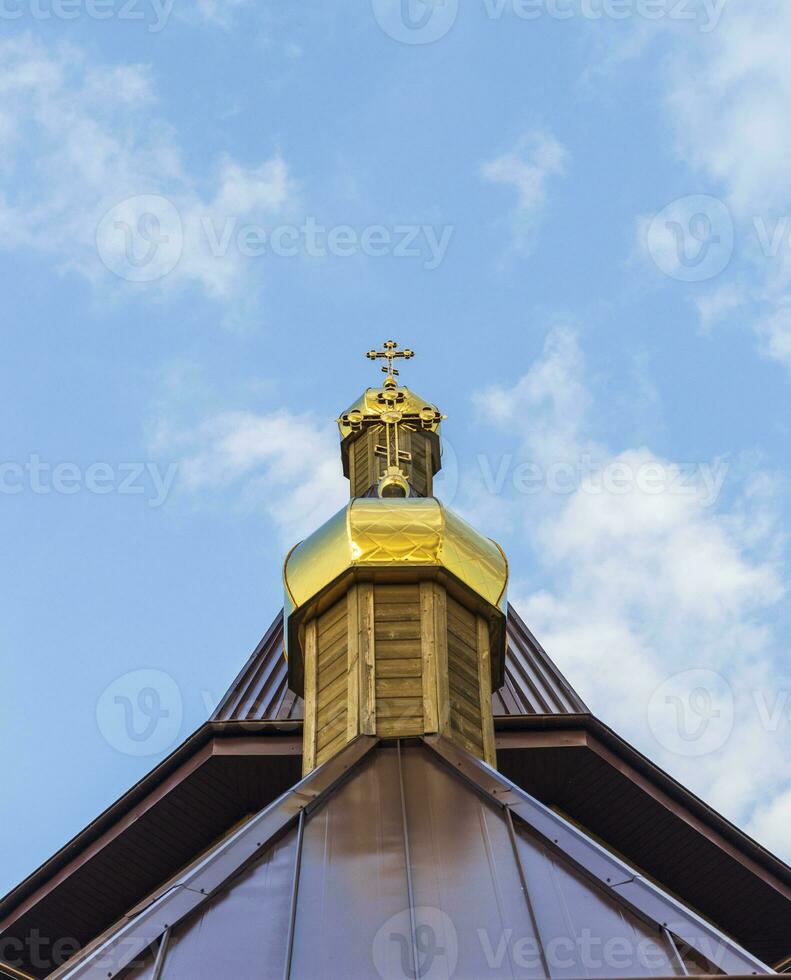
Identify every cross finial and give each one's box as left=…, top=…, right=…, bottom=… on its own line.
left=366, top=340, right=415, bottom=381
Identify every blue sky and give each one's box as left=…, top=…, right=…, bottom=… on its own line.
left=2, top=0, right=791, bottom=896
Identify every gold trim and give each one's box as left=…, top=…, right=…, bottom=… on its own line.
left=282, top=540, right=302, bottom=609
left=492, top=537, right=510, bottom=607
left=284, top=498, right=508, bottom=621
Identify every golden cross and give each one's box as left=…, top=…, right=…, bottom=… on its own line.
left=366, top=340, right=415, bottom=379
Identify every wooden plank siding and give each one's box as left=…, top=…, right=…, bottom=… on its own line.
left=446, top=596, right=485, bottom=759
left=348, top=425, right=433, bottom=497
left=303, top=582, right=495, bottom=771
left=349, top=425, right=382, bottom=497
left=314, top=595, right=349, bottom=767
left=373, top=584, right=424, bottom=737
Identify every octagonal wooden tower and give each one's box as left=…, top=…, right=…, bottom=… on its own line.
left=283, top=343, right=508, bottom=774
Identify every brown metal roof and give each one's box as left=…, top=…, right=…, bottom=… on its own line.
left=4, top=613, right=790, bottom=974
left=496, top=715, right=791, bottom=967
left=212, top=603, right=587, bottom=723
left=53, top=736, right=769, bottom=980
left=0, top=726, right=302, bottom=979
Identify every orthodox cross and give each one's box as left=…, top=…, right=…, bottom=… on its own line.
left=365, top=340, right=415, bottom=478
left=366, top=339, right=415, bottom=379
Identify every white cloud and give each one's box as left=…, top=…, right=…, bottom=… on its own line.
left=481, top=130, right=568, bottom=254
left=473, top=326, right=595, bottom=466
left=748, top=785, right=791, bottom=857
left=755, top=305, right=791, bottom=374
left=0, top=35, right=299, bottom=303
left=188, top=0, right=248, bottom=29
left=472, top=327, right=790, bottom=848
left=634, top=1, right=791, bottom=374
left=667, top=2, right=791, bottom=216
left=694, top=281, right=745, bottom=332
left=151, top=408, right=347, bottom=545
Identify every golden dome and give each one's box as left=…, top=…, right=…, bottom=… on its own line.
left=283, top=497, right=508, bottom=674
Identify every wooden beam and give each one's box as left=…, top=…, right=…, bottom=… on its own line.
left=419, top=582, right=439, bottom=733
left=302, top=619, right=318, bottom=776
left=477, top=615, right=497, bottom=768
left=358, top=582, right=376, bottom=735
left=346, top=585, right=360, bottom=742
left=433, top=583, right=450, bottom=734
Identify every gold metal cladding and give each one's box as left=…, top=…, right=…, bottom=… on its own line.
left=337, top=385, right=444, bottom=441
left=283, top=497, right=509, bottom=623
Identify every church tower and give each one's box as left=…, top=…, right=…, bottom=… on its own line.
left=1, top=342, right=788, bottom=980
left=283, top=341, right=507, bottom=774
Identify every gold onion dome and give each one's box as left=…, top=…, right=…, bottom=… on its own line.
left=283, top=341, right=508, bottom=770
left=283, top=496, right=509, bottom=691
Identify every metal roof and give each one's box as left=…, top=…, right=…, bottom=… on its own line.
left=53, top=736, right=769, bottom=980
left=5, top=716, right=791, bottom=974
left=212, top=603, right=587, bottom=723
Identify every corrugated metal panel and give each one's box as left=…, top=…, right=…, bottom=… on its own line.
left=496, top=606, right=587, bottom=715
left=213, top=604, right=587, bottom=723
left=102, top=742, right=742, bottom=980
left=212, top=616, right=301, bottom=723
